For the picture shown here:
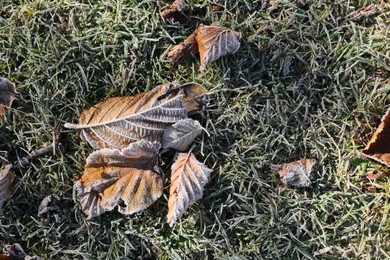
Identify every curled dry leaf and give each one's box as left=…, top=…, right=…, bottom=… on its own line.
left=272, top=159, right=315, bottom=188
left=167, top=152, right=212, bottom=226
left=0, top=164, right=13, bottom=215
left=0, top=243, right=41, bottom=260
left=0, top=77, right=22, bottom=116
left=168, top=23, right=241, bottom=70
left=167, top=32, right=198, bottom=64
left=361, top=107, right=390, bottom=167
left=38, top=195, right=59, bottom=217
left=75, top=140, right=163, bottom=219
left=163, top=118, right=204, bottom=151
left=160, top=0, right=188, bottom=25
left=65, top=83, right=188, bottom=149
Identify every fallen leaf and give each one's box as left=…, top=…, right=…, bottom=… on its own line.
left=163, top=119, right=204, bottom=151
left=361, top=108, right=390, bottom=167
left=167, top=152, right=212, bottom=226
left=0, top=77, right=21, bottom=116
left=181, top=83, right=208, bottom=114
left=38, top=195, right=59, bottom=217
left=75, top=140, right=163, bottom=219
left=0, top=164, right=13, bottom=215
left=167, top=31, right=198, bottom=64
left=65, top=83, right=188, bottom=149
left=168, top=23, right=241, bottom=70
left=272, top=159, right=315, bottom=188
left=160, top=0, right=188, bottom=25
left=196, top=23, right=241, bottom=71
left=349, top=5, right=377, bottom=21
left=0, top=243, right=41, bottom=260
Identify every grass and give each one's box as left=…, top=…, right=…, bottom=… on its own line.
left=0, top=0, right=389, bottom=258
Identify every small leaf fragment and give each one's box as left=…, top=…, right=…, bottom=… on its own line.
left=0, top=164, right=13, bottom=215
left=0, top=243, right=41, bottom=260
left=160, top=0, right=188, bottom=25
left=272, top=159, right=315, bottom=188
left=349, top=4, right=377, bottom=21
left=167, top=152, right=212, bottom=226
left=163, top=119, right=204, bottom=151
left=38, top=195, right=59, bottom=217
left=361, top=107, right=390, bottom=167
left=0, top=77, right=21, bottom=116
left=196, top=23, right=241, bottom=71
left=75, top=140, right=163, bottom=219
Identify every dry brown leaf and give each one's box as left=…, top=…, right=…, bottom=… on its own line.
left=362, top=108, right=390, bottom=167
left=75, top=140, right=163, bottom=219
left=160, top=0, right=188, bottom=25
left=0, top=243, right=41, bottom=260
left=65, top=83, right=188, bottom=149
left=167, top=31, right=198, bottom=64
left=168, top=23, right=241, bottom=70
left=349, top=5, right=377, bottom=20
left=0, top=164, right=13, bottom=215
left=272, top=159, right=315, bottom=187
left=0, top=77, right=21, bottom=116
left=196, top=23, right=241, bottom=71
left=167, top=152, right=212, bottom=226
left=162, top=119, right=204, bottom=151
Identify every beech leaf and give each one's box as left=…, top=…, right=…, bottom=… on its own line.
left=160, top=0, right=188, bottom=25
left=361, top=107, right=390, bottom=167
left=75, top=140, right=163, bottom=219
left=196, top=23, right=241, bottom=71
left=65, top=83, right=188, bottom=149
left=167, top=152, right=212, bottom=226
left=168, top=23, right=241, bottom=70
left=0, top=77, right=21, bottom=116
left=272, top=159, right=315, bottom=188
left=163, top=118, right=204, bottom=151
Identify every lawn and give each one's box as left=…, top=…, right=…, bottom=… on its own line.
left=0, top=0, right=389, bottom=258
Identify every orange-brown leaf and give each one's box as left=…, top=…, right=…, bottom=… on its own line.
left=65, top=83, right=188, bottom=149
left=75, top=140, right=163, bottom=219
left=0, top=164, right=13, bottom=215
left=362, top=107, right=390, bottom=167
left=160, top=0, right=188, bottom=25
left=167, top=31, right=198, bottom=64
left=195, top=23, right=241, bottom=71
left=167, top=152, right=212, bottom=226
left=0, top=77, right=21, bottom=116
left=272, top=159, right=315, bottom=187
left=181, top=83, right=208, bottom=114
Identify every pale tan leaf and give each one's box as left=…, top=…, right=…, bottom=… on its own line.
left=167, top=31, right=198, bottom=64
left=272, top=159, right=315, bottom=187
left=361, top=107, right=390, bottom=167
left=196, top=23, right=241, bottom=71
left=0, top=77, right=22, bottom=116
left=65, top=83, right=188, bottom=149
left=0, top=164, right=13, bottom=215
left=75, top=140, right=163, bottom=219
left=167, top=152, right=212, bottom=226
left=163, top=119, right=204, bottom=151
left=160, top=0, right=188, bottom=25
